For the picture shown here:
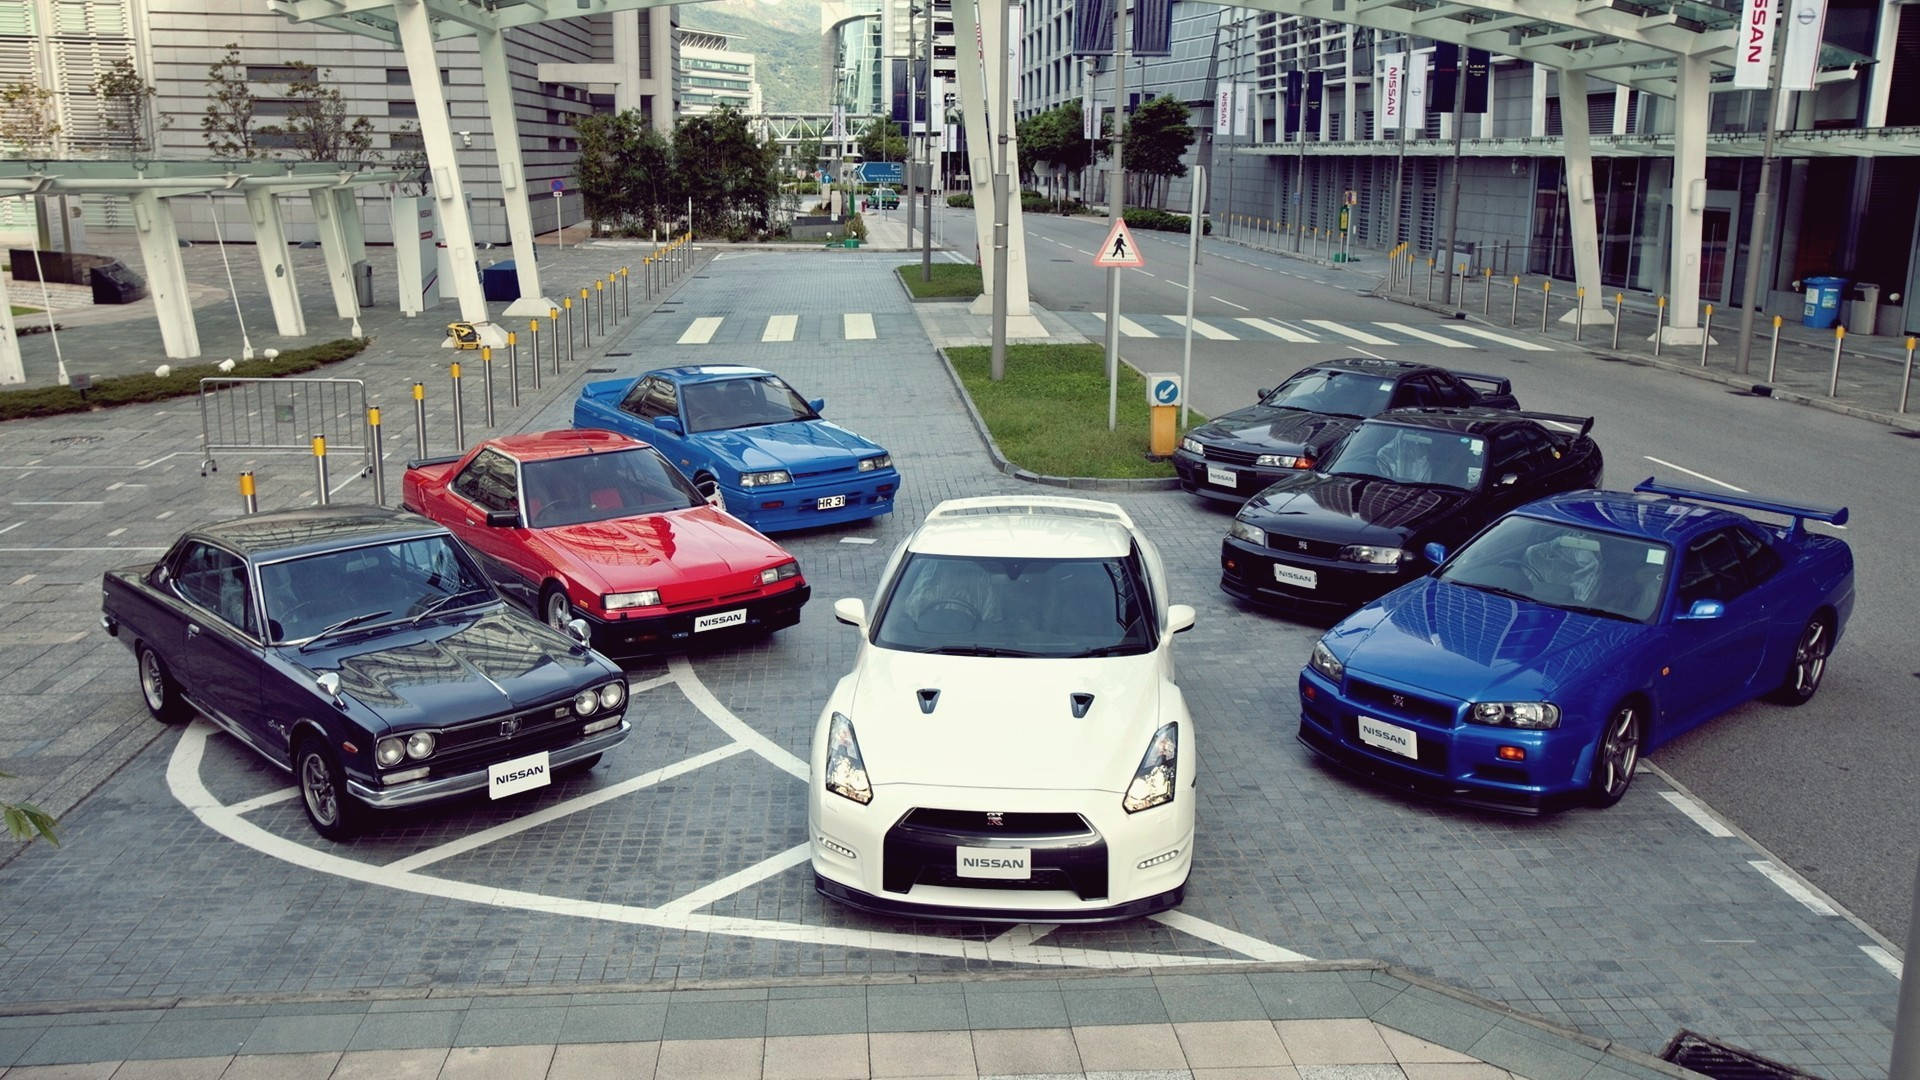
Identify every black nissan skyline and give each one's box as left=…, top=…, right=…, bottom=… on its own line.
left=100, top=505, right=631, bottom=840
left=1172, top=357, right=1520, bottom=503
left=1221, top=407, right=1604, bottom=616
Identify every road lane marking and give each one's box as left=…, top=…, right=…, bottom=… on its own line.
left=1092, top=313, right=1157, bottom=338
left=9, top=574, right=33, bottom=586
left=228, top=788, right=298, bottom=814
left=1660, top=791, right=1734, bottom=837
left=843, top=313, right=876, bottom=340
left=1376, top=322, right=1473, bottom=348
left=11, top=501, right=104, bottom=506
left=0, top=522, right=20, bottom=536
left=678, top=317, right=724, bottom=345
left=1862, top=945, right=1902, bottom=978
left=657, top=842, right=812, bottom=918
left=1237, top=318, right=1316, bottom=343
left=1749, top=859, right=1838, bottom=915
left=672, top=655, right=809, bottom=779
left=1448, top=326, right=1554, bottom=351
left=1210, top=296, right=1250, bottom=311
left=762, top=315, right=798, bottom=342
left=839, top=537, right=878, bottom=545
left=1076, top=248, right=1095, bottom=257
left=1152, top=910, right=1314, bottom=962
left=107, top=528, right=125, bottom=537
left=1304, top=320, right=1394, bottom=345
left=1644, top=457, right=1747, bottom=492
left=1350, top=348, right=1389, bottom=361
left=1164, top=315, right=1236, bottom=340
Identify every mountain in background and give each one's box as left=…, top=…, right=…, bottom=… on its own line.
left=685, top=0, right=824, bottom=115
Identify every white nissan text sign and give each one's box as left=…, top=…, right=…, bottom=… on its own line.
left=1735, top=0, right=1780, bottom=89
left=1380, top=51, right=1405, bottom=132
left=1216, top=82, right=1234, bottom=133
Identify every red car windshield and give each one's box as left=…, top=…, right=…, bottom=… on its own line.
left=522, top=448, right=702, bottom=528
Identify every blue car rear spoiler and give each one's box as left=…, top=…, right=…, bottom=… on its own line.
left=1634, top=477, right=1848, bottom=539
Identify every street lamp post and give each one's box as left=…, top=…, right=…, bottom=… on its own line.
left=989, top=0, right=1019, bottom=381
left=922, top=0, right=935, bottom=282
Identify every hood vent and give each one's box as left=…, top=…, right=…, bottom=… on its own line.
left=1070, top=692, right=1094, bottom=719
left=917, top=688, right=940, bottom=715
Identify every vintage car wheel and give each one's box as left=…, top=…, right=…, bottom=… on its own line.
left=295, top=736, right=362, bottom=841
left=136, top=644, right=190, bottom=724
left=542, top=585, right=573, bottom=631
left=1768, top=614, right=1831, bottom=706
left=1588, top=701, right=1642, bottom=808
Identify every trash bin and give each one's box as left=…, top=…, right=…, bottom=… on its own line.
left=480, top=260, right=520, bottom=302
left=1848, top=282, right=1880, bottom=335
left=1802, top=275, right=1847, bottom=329
left=353, top=260, right=374, bottom=308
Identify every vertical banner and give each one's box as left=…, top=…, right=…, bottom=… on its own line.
left=891, top=58, right=910, bottom=123
left=1132, top=0, right=1172, bottom=56
left=1083, top=80, right=1097, bottom=138
left=1284, top=69, right=1303, bottom=137
left=1234, top=82, right=1252, bottom=137
left=1780, top=0, right=1827, bottom=90
left=1406, top=51, right=1430, bottom=130
left=1737, top=0, right=1781, bottom=89
left=1428, top=43, right=1459, bottom=113
left=831, top=105, right=846, bottom=141
left=1216, top=81, right=1234, bottom=132
left=1305, top=70, right=1324, bottom=138
left=1072, top=0, right=1114, bottom=54
left=1008, top=2, right=1023, bottom=107
left=1379, top=51, right=1405, bottom=132
left=1464, top=48, right=1491, bottom=113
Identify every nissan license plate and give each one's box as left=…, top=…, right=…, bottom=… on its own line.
left=956, top=845, right=1031, bottom=879
left=816, top=494, right=847, bottom=510
left=1206, top=466, right=1237, bottom=489
left=488, top=750, right=550, bottom=799
left=694, top=608, right=748, bottom=633
left=1356, top=715, right=1419, bottom=759
left=1273, top=563, right=1318, bottom=590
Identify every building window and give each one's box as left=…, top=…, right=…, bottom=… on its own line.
left=389, top=100, right=419, bottom=118
left=247, top=64, right=302, bottom=83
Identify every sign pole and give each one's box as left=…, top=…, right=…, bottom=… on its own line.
left=989, top=0, right=1016, bottom=381
left=1105, top=0, right=1128, bottom=430
left=1181, top=167, right=1206, bottom=430
left=551, top=181, right=565, bottom=250
left=1736, top=29, right=1787, bottom=375
left=1439, top=52, right=1466, bottom=305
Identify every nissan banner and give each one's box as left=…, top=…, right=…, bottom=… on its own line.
left=1780, top=0, right=1827, bottom=91
left=1379, top=51, right=1405, bottom=131
left=1736, top=0, right=1780, bottom=89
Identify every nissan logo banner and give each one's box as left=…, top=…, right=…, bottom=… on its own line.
left=1736, top=0, right=1781, bottom=89
left=1780, top=0, right=1827, bottom=91
left=1072, top=0, right=1114, bottom=55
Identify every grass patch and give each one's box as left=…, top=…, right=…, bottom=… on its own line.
left=0, top=338, right=371, bottom=421
left=948, top=343, right=1204, bottom=479
left=9, top=305, right=37, bottom=316
left=895, top=263, right=981, bottom=299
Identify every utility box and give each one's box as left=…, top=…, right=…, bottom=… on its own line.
left=481, top=260, right=521, bottom=302
left=89, top=261, right=147, bottom=304
left=1847, top=282, right=1880, bottom=335
left=353, top=260, right=374, bottom=308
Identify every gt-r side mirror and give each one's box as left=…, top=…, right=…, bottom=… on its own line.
left=1499, top=473, right=1520, bottom=487
left=1166, top=603, right=1196, bottom=634
left=654, top=416, right=684, bottom=436
left=833, top=597, right=867, bottom=629
left=1678, top=599, right=1726, bottom=621
left=808, top=397, right=826, bottom=413
left=1256, top=388, right=1271, bottom=401
left=486, top=509, right=519, bottom=528
left=1422, top=542, right=1448, bottom=565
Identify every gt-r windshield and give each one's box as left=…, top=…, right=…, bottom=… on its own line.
left=872, top=553, right=1156, bottom=659
left=522, top=448, right=702, bottom=528
left=1260, top=369, right=1395, bottom=418
left=681, top=376, right=817, bottom=433
left=259, top=535, right=495, bottom=644
left=1324, top=422, right=1485, bottom=490
left=1437, top=515, right=1671, bottom=622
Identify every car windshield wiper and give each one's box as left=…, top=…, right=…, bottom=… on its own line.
left=923, top=645, right=1044, bottom=658
left=411, top=587, right=491, bottom=625
left=296, top=610, right=393, bottom=651
left=1450, top=581, right=1534, bottom=603
left=1076, top=643, right=1149, bottom=657
left=1552, top=602, right=1633, bottom=621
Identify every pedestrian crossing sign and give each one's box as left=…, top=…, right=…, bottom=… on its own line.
left=1093, top=220, right=1146, bottom=268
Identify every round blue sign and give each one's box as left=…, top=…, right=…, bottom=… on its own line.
left=1153, top=379, right=1180, bottom=404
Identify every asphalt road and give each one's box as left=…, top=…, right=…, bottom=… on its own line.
left=986, top=205, right=1920, bottom=949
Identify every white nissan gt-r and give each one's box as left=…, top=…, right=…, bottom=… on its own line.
left=808, top=495, right=1198, bottom=922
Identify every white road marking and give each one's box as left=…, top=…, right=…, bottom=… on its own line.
left=1152, top=910, right=1315, bottom=962
left=1237, top=318, right=1315, bottom=343
left=678, top=317, right=724, bottom=345
left=1448, top=326, right=1555, bottom=351
left=1076, top=248, right=1095, bottom=257
left=1376, top=322, right=1473, bottom=349
left=762, top=315, right=798, bottom=343
left=1348, top=348, right=1388, bottom=361
left=1660, top=791, right=1734, bottom=837
left=671, top=656, right=809, bottom=779
left=839, top=537, right=878, bottom=545
left=843, top=313, right=877, bottom=340
left=157, top=511, right=175, bottom=520
left=1304, top=320, right=1394, bottom=345
left=0, top=451, right=196, bottom=472
left=1749, top=859, right=1838, bottom=915
left=657, top=842, right=812, bottom=918
left=0, top=522, right=21, bottom=536
left=1092, top=313, right=1157, bottom=338
left=1644, top=457, right=1748, bottom=493
left=107, top=527, right=125, bottom=538
left=1165, top=315, right=1236, bottom=341
left=10, top=574, right=35, bottom=586
left=228, top=788, right=298, bottom=814
left=12, top=501, right=104, bottom=506
left=1862, top=945, right=1902, bottom=978
left=1210, top=296, right=1249, bottom=311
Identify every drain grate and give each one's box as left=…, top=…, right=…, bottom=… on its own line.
left=585, top=367, right=617, bottom=373
left=49, top=434, right=103, bottom=446
left=1659, top=1030, right=1824, bottom=1080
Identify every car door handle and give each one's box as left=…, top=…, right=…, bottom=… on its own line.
left=465, top=519, right=479, bottom=527
left=185, top=622, right=201, bottom=638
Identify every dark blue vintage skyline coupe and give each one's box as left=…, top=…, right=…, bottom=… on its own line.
left=1296, top=480, right=1854, bottom=813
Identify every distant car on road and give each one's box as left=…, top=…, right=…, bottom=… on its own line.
left=869, top=186, right=900, bottom=210
left=810, top=496, right=1198, bottom=922
left=1173, top=357, right=1519, bottom=503
left=1297, top=480, right=1853, bottom=813
left=573, top=365, right=900, bottom=534
left=402, top=429, right=810, bottom=656
left=99, top=506, right=631, bottom=839
left=1223, top=408, right=1602, bottom=616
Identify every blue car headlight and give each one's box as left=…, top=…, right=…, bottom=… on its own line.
left=1308, top=639, right=1345, bottom=682
left=1469, top=702, right=1561, bottom=729
left=857, top=454, right=892, bottom=472
left=739, top=470, right=792, bottom=487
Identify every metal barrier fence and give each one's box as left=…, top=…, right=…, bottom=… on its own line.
left=198, top=377, right=373, bottom=478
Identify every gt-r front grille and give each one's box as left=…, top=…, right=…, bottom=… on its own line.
left=1202, top=445, right=1259, bottom=466
left=882, top=808, right=1108, bottom=900
left=1347, top=678, right=1459, bottom=728
left=1261, top=532, right=1344, bottom=560
left=899, top=809, right=1095, bottom=838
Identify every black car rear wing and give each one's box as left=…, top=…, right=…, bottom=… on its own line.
left=1511, top=411, right=1595, bottom=439
left=1634, top=477, right=1848, bottom=539
left=1451, top=371, right=1512, bottom=397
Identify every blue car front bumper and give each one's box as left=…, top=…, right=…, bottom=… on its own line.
left=727, top=471, right=899, bottom=533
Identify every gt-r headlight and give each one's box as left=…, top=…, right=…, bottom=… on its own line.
left=1308, top=639, right=1345, bottom=682
left=604, top=589, right=660, bottom=610
left=1255, top=453, right=1311, bottom=469
left=375, top=737, right=407, bottom=768
left=1229, top=518, right=1266, bottom=546
left=1340, top=545, right=1407, bottom=565
left=597, top=680, right=626, bottom=711
left=1123, top=722, right=1178, bottom=813
left=1181, top=436, right=1204, bottom=455
left=573, top=688, right=600, bottom=716
left=1470, top=701, right=1561, bottom=729
left=857, top=454, right=892, bottom=472
left=405, top=731, right=436, bottom=760
left=824, top=711, right=873, bottom=805
left=760, top=561, right=801, bottom=584
left=739, top=470, right=792, bottom=487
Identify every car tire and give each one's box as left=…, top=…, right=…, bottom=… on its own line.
left=1588, top=700, right=1642, bottom=809
left=559, top=753, right=602, bottom=775
left=541, top=584, right=573, bottom=632
left=1768, top=613, right=1832, bottom=706
left=136, top=644, right=190, bottom=724
left=295, top=735, right=362, bottom=841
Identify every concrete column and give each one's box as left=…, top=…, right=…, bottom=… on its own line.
left=1612, top=86, right=1631, bottom=135
left=1663, top=54, right=1709, bottom=343
left=1529, top=65, right=1548, bottom=137
left=244, top=188, right=306, bottom=338
left=392, top=0, right=503, bottom=346
left=334, top=189, right=367, bottom=264
left=476, top=25, right=555, bottom=317
left=1556, top=69, right=1609, bottom=326
left=977, top=0, right=1034, bottom=321
left=951, top=0, right=1036, bottom=324
left=0, top=270, right=21, bottom=386
left=128, top=191, right=201, bottom=360
left=309, top=188, right=361, bottom=326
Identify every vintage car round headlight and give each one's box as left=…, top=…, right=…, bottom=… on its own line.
left=406, top=731, right=437, bottom=759
left=598, top=680, right=626, bottom=710
left=573, top=688, right=600, bottom=716
left=375, top=737, right=406, bottom=768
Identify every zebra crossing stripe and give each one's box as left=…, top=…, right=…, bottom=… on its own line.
left=1375, top=322, right=1474, bottom=348
left=762, top=315, right=797, bottom=342
left=678, top=317, right=724, bottom=345
left=1449, top=325, right=1554, bottom=351
left=1092, top=313, right=1156, bottom=338
left=1304, top=319, right=1395, bottom=345
left=1237, top=318, right=1316, bottom=342
left=1165, top=315, right=1237, bottom=340
left=844, top=313, right=877, bottom=340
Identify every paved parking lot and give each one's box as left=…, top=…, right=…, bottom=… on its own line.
left=0, top=249, right=1902, bottom=1078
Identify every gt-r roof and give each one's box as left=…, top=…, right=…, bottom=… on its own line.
left=480, top=429, right=647, bottom=461
left=643, top=365, right=773, bottom=385
left=1515, top=489, right=1757, bottom=544
left=907, top=496, right=1136, bottom=560
left=1310, top=357, right=1446, bottom=377
left=195, top=506, right=448, bottom=562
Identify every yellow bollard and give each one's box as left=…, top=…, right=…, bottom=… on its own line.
left=239, top=470, right=257, bottom=514
left=367, top=406, right=385, bottom=506
left=1541, top=280, right=1552, bottom=332
left=1829, top=325, right=1846, bottom=396
left=412, top=381, right=427, bottom=457
left=311, top=434, right=330, bottom=506
left=1655, top=295, right=1667, bottom=356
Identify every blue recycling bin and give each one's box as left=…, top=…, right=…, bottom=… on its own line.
left=481, top=260, right=520, bottom=303
left=1802, top=275, right=1848, bottom=329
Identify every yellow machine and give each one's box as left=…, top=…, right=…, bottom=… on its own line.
left=446, top=322, right=482, bottom=349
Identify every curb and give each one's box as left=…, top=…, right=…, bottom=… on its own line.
left=934, top=346, right=1182, bottom=492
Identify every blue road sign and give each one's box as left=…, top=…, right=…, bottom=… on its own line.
left=551, top=179, right=564, bottom=193
left=857, top=161, right=905, bottom=185
left=1149, top=375, right=1182, bottom=406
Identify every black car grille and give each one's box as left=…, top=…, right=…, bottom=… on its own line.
left=1346, top=715, right=1450, bottom=774
left=1261, top=532, right=1344, bottom=560
left=1347, top=678, right=1459, bottom=728
left=435, top=699, right=590, bottom=757
left=1203, top=446, right=1260, bottom=466
left=900, top=809, right=1095, bottom=839
left=882, top=807, right=1108, bottom=900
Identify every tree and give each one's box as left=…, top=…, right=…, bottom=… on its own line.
left=1122, top=95, right=1193, bottom=208
left=201, top=44, right=260, bottom=159
left=387, top=122, right=429, bottom=196
left=573, top=109, right=673, bottom=233
left=92, top=58, right=159, bottom=154
left=1, top=774, right=56, bottom=848
left=672, top=105, right=778, bottom=240
left=0, top=82, right=61, bottom=156
left=790, top=136, right=823, bottom=177
left=856, top=116, right=906, bottom=164
left=260, top=62, right=374, bottom=162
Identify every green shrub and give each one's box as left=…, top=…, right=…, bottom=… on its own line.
left=1124, top=207, right=1211, bottom=235
left=946, top=193, right=974, bottom=208
left=0, top=338, right=371, bottom=421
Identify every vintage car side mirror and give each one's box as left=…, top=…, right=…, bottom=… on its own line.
left=653, top=416, right=684, bottom=436
left=1423, top=542, right=1448, bottom=565
left=1256, top=388, right=1271, bottom=400
left=565, top=617, right=592, bottom=647
left=315, top=672, right=343, bottom=703
left=486, top=509, right=519, bottom=528
left=1499, top=473, right=1520, bottom=487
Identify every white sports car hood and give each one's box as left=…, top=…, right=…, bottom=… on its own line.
left=845, top=647, right=1165, bottom=793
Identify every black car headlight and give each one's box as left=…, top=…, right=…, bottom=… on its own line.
left=824, top=712, right=872, bottom=805
left=1255, top=453, right=1310, bottom=468
left=857, top=454, right=892, bottom=472
left=573, top=688, right=600, bottom=716
left=405, top=732, right=437, bottom=759
left=1469, top=702, right=1561, bottom=729
left=1123, top=722, right=1178, bottom=813
left=375, top=737, right=407, bottom=768
left=1181, top=437, right=1204, bottom=455
left=1229, top=519, right=1265, bottom=546
left=1340, top=545, right=1407, bottom=565
left=760, top=561, right=801, bottom=584
left=597, top=680, right=626, bottom=711
left=739, top=470, right=792, bottom=487
left=1308, top=639, right=1345, bottom=682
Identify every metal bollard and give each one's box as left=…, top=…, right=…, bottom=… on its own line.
left=481, top=346, right=497, bottom=426
left=1575, top=287, right=1585, bottom=341
left=1612, top=293, right=1624, bottom=350
left=597, top=279, right=606, bottom=336
left=312, top=435, right=330, bottom=506
left=548, top=309, right=561, bottom=375
left=1540, top=281, right=1551, bottom=333
left=1700, top=305, right=1713, bottom=367
left=1426, top=257, right=1435, bottom=301
left=621, top=267, right=630, bottom=316
left=368, top=406, right=386, bottom=506
left=1828, top=325, right=1845, bottom=397
left=508, top=332, right=520, bottom=408
left=450, top=362, right=466, bottom=450
left=580, top=287, right=592, bottom=347
left=1510, top=277, right=1520, bottom=326
left=563, top=299, right=575, bottom=365
left=239, top=471, right=258, bottom=515
left=1901, top=336, right=1916, bottom=413
left=1654, top=296, right=1666, bottom=356
left=412, top=382, right=427, bottom=458
left=1768, top=316, right=1783, bottom=383
left=1483, top=268, right=1493, bottom=315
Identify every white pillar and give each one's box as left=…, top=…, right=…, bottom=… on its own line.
left=0, top=270, right=21, bottom=385
left=393, top=0, right=504, bottom=346
left=310, top=188, right=361, bottom=326
left=129, top=190, right=201, bottom=360
left=1556, top=69, right=1609, bottom=325
left=476, top=25, right=555, bottom=317
left=1663, top=54, right=1709, bottom=343
left=952, top=0, right=1035, bottom=323
left=950, top=0, right=996, bottom=286
left=245, top=187, right=306, bottom=337
left=334, top=189, right=367, bottom=264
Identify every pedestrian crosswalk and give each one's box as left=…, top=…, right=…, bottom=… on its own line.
left=671, top=313, right=900, bottom=345
left=1087, top=313, right=1553, bottom=351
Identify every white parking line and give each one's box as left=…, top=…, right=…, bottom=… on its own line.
left=228, top=788, right=298, bottom=814
left=844, top=313, right=877, bottom=340
left=762, top=315, right=798, bottom=343
left=1375, top=322, right=1473, bottom=349
left=839, top=537, right=878, bottom=545
left=1862, top=945, right=1902, bottom=978
left=1152, top=910, right=1314, bottom=962
left=678, top=317, right=724, bottom=345
left=1447, top=326, right=1554, bottom=351
left=672, top=655, right=809, bottom=779
left=1237, top=318, right=1315, bottom=343
left=1660, top=791, right=1734, bottom=837
left=11, top=501, right=105, bottom=506
left=1749, top=859, right=1838, bottom=915
left=0, top=522, right=21, bottom=536
left=1644, top=457, right=1748, bottom=493
left=657, top=842, right=812, bottom=918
